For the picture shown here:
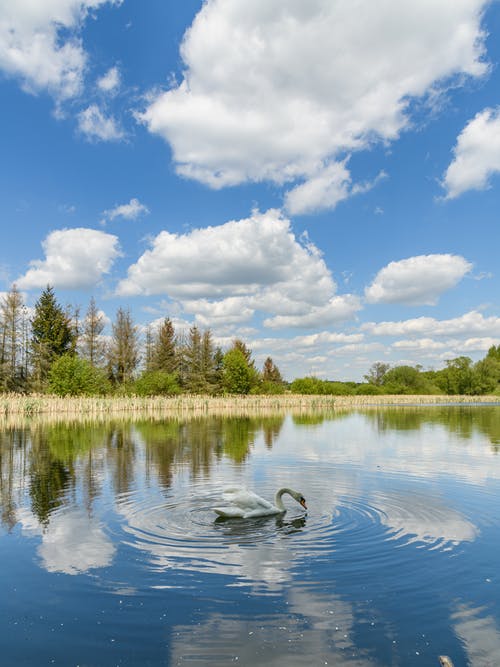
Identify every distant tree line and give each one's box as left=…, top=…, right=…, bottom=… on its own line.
left=0, top=285, right=284, bottom=396
left=290, top=351, right=500, bottom=396
left=1, top=285, right=499, bottom=397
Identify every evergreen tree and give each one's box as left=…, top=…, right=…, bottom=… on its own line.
left=185, top=325, right=204, bottom=392
left=150, top=317, right=177, bottom=373
left=201, top=328, right=217, bottom=393
left=107, top=307, right=140, bottom=385
left=80, top=297, right=107, bottom=368
left=262, top=356, right=283, bottom=384
left=30, top=286, right=76, bottom=390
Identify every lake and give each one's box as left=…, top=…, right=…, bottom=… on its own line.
left=1, top=405, right=500, bottom=666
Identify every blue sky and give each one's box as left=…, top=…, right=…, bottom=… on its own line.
left=1, top=0, right=500, bottom=382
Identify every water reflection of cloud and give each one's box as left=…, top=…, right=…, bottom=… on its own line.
left=373, top=491, right=478, bottom=548
left=18, top=507, right=115, bottom=575
left=452, top=603, right=500, bottom=666
left=168, top=588, right=372, bottom=666
left=278, top=415, right=500, bottom=486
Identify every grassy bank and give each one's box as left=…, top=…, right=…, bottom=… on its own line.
left=0, top=392, right=499, bottom=418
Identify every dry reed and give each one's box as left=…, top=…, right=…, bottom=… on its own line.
left=0, top=392, right=498, bottom=418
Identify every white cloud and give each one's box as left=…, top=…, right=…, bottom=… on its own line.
left=117, top=208, right=359, bottom=330
left=102, top=197, right=149, bottom=223
left=139, top=0, right=488, bottom=211
left=16, top=227, right=121, bottom=289
left=263, top=295, right=361, bottom=329
left=97, top=65, right=120, bottom=93
left=442, top=107, right=500, bottom=198
left=363, top=310, right=500, bottom=338
left=0, top=0, right=120, bottom=101
left=77, top=103, right=124, bottom=141
left=365, top=254, right=472, bottom=305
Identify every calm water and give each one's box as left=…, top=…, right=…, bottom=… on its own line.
left=1, top=406, right=500, bottom=666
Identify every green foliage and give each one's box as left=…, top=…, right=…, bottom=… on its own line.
left=133, top=370, right=181, bottom=396
left=48, top=354, right=111, bottom=396
left=355, top=383, right=384, bottom=395
left=290, top=377, right=354, bottom=395
left=222, top=348, right=253, bottom=394
left=30, top=286, right=76, bottom=389
left=251, top=380, right=286, bottom=395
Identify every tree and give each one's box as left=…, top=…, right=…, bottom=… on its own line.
left=222, top=348, right=252, bottom=394
left=364, top=362, right=390, bottom=386
left=80, top=297, right=107, bottom=368
left=0, top=285, right=27, bottom=391
left=224, top=339, right=259, bottom=392
left=30, top=286, right=76, bottom=390
left=435, top=357, right=474, bottom=395
left=107, top=308, right=140, bottom=385
left=150, top=317, right=177, bottom=374
left=262, top=357, right=283, bottom=384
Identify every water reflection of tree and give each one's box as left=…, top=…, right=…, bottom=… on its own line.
left=105, top=424, right=136, bottom=497
left=0, top=413, right=290, bottom=529
left=29, top=427, right=74, bottom=526
left=0, top=427, right=30, bottom=530
left=366, top=406, right=500, bottom=449
left=136, top=414, right=286, bottom=489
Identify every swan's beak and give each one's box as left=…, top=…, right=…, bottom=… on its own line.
left=300, top=498, right=307, bottom=510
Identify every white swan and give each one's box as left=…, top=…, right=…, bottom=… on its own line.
left=213, top=486, right=307, bottom=519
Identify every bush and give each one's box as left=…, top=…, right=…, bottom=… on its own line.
left=48, top=355, right=111, bottom=396
left=133, top=370, right=181, bottom=396
left=355, top=383, right=384, bottom=395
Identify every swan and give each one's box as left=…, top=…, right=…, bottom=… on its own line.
left=213, top=486, right=307, bottom=519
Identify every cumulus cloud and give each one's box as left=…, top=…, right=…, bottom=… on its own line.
left=442, top=107, right=500, bottom=198
left=363, top=310, right=500, bottom=338
left=97, top=65, right=120, bottom=93
left=101, top=197, right=149, bottom=224
left=117, top=208, right=358, bottom=330
left=0, top=0, right=120, bottom=101
left=139, top=0, right=489, bottom=211
left=16, top=227, right=121, bottom=289
left=365, top=254, right=472, bottom=305
left=77, top=104, right=124, bottom=141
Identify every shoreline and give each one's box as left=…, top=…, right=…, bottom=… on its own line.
left=1, top=393, right=499, bottom=418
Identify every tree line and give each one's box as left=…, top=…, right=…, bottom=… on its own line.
left=1, top=284, right=499, bottom=397
left=0, top=285, right=284, bottom=396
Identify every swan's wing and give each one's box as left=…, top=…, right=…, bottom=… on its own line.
left=222, top=487, right=274, bottom=511
left=213, top=506, right=244, bottom=518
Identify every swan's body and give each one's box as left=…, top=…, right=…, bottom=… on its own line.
left=213, top=486, right=307, bottom=519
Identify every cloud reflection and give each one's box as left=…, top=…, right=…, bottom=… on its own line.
left=19, top=507, right=115, bottom=575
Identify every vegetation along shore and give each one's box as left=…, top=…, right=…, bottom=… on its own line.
left=1, top=285, right=500, bottom=401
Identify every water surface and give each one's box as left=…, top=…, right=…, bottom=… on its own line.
left=1, top=406, right=500, bottom=666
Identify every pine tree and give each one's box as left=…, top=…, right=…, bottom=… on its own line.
left=107, top=307, right=140, bottom=385
left=185, top=325, right=204, bottom=392
left=200, top=329, right=217, bottom=393
left=150, top=317, right=177, bottom=373
left=80, top=297, right=107, bottom=368
left=262, top=356, right=283, bottom=384
left=30, top=286, right=76, bottom=389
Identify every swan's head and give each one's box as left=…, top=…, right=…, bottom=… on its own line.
left=291, top=490, right=307, bottom=509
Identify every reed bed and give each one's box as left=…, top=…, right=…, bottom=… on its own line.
left=0, top=392, right=499, bottom=419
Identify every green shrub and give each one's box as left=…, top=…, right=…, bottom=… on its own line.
left=133, top=370, right=181, bottom=396
left=48, top=355, right=111, bottom=396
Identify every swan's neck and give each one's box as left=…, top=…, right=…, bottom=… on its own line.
left=275, top=488, right=294, bottom=511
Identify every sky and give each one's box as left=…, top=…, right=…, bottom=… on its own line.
left=1, top=0, right=500, bottom=382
